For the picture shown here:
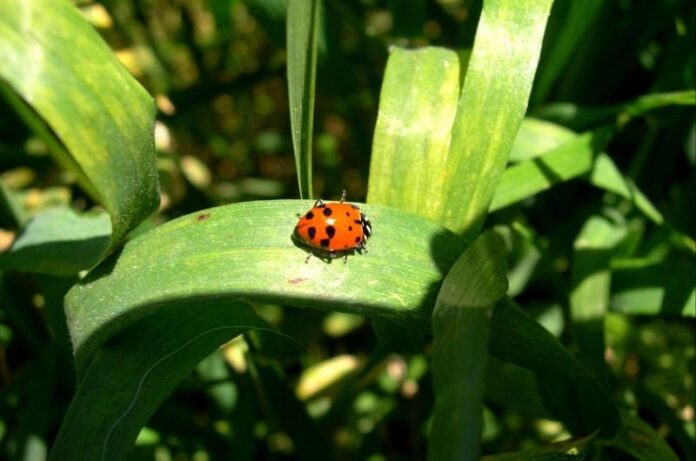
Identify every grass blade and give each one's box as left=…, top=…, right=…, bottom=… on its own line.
left=65, top=200, right=468, bottom=374
left=490, top=129, right=609, bottom=211
left=367, top=47, right=461, bottom=221
left=442, top=0, right=554, bottom=238
left=287, top=0, right=321, bottom=199
left=428, top=231, right=508, bottom=461
left=0, top=0, right=159, bottom=256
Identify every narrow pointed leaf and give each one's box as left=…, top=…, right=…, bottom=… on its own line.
left=287, top=0, right=320, bottom=198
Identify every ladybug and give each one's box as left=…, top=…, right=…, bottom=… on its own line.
left=293, top=190, right=372, bottom=262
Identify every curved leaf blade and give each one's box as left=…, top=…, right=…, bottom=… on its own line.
left=66, top=200, right=467, bottom=373
left=0, top=0, right=159, bottom=253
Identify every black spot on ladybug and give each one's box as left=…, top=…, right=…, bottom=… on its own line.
left=306, top=211, right=314, bottom=220
left=196, top=213, right=210, bottom=221
left=320, top=238, right=330, bottom=248
left=308, top=227, right=316, bottom=240
left=326, top=225, right=336, bottom=238
left=355, top=236, right=362, bottom=243
left=343, top=245, right=348, bottom=249
left=323, top=207, right=333, bottom=216
left=349, top=226, right=353, bottom=231
left=345, top=212, right=350, bottom=216
left=354, top=219, right=362, bottom=224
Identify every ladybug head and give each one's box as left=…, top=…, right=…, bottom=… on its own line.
left=361, top=213, right=372, bottom=239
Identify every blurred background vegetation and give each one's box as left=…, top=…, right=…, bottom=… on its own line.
left=0, top=0, right=694, bottom=460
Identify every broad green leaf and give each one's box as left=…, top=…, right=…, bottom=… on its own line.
left=287, top=0, right=320, bottom=198
left=367, top=47, right=461, bottom=222
left=570, top=215, right=627, bottom=378
left=429, top=231, right=508, bottom=461
left=65, top=200, right=468, bottom=374
left=0, top=0, right=159, bottom=256
left=609, top=411, right=680, bottom=461
left=442, top=0, right=554, bottom=238
left=0, top=207, right=110, bottom=275
left=50, top=302, right=263, bottom=461
left=610, top=259, right=696, bottom=317
left=61, top=202, right=619, bottom=454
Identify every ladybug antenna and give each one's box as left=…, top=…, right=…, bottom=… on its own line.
left=340, top=189, right=346, bottom=203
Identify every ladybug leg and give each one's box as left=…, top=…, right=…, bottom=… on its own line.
left=343, top=253, right=348, bottom=263
left=340, top=189, right=346, bottom=203
left=305, top=252, right=312, bottom=263
left=313, top=199, right=325, bottom=207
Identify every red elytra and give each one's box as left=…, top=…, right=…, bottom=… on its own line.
left=293, top=190, right=372, bottom=262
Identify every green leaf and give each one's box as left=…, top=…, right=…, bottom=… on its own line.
left=65, top=200, right=467, bottom=374
left=50, top=302, right=263, bottom=461
left=287, top=0, right=320, bottom=198
left=0, top=207, right=111, bottom=275
left=368, top=0, right=553, bottom=239
left=367, top=47, right=462, bottom=222
left=609, top=411, right=680, bottom=461
left=492, top=126, right=665, bottom=225
left=442, top=0, right=554, bottom=238
left=429, top=231, right=508, bottom=461
left=610, top=259, right=696, bottom=317
left=0, top=0, right=159, bottom=254
left=490, top=129, right=609, bottom=211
